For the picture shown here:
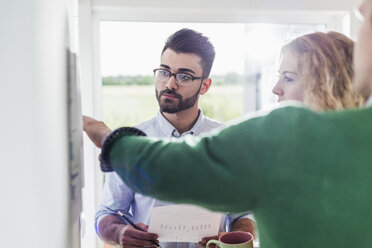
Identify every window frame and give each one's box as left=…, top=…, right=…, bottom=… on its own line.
left=79, top=3, right=353, bottom=248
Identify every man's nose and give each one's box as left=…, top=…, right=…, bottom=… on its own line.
left=165, top=75, right=178, bottom=90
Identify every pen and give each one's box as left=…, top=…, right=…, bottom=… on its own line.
left=104, top=206, right=160, bottom=247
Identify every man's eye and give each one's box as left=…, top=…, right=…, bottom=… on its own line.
left=177, top=74, right=192, bottom=82
left=160, top=70, right=170, bottom=76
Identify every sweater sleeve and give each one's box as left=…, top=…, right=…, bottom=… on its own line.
left=106, top=107, right=310, bottom=213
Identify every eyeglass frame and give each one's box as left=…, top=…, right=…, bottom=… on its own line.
left=153, top=68, right=206, bottom=86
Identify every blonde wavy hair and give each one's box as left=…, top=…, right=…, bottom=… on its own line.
left=281, top=32, right=365, bottom=111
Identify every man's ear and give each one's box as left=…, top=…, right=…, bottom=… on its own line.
left=200, top=78, right=212, bottom=95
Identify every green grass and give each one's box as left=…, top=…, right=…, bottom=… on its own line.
left=102, top=85, right=244, bottom=129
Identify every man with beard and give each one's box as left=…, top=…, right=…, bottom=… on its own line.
left=95, top=28, right=255, bottom=248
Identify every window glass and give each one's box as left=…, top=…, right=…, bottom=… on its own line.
left=100, top=22, right=325, bottom=129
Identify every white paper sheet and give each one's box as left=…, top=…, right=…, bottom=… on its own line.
left=148, top=204, right=222, bottom=243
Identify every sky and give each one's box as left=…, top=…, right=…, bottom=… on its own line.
left=99, top=21, right=326, bottom=111
left=100, top=22, right=325, bottom=77
left=100, top=22, right=272, bottom=76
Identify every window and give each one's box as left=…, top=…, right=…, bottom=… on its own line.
left=100, top=22, right=325, bottom=129
left=80, top=2, right=349, bottom=247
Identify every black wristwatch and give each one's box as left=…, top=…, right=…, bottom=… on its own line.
left=100, top=127, right=147, bottom=172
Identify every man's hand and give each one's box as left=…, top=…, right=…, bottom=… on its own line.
left=116, top=223, right=159, bottom=248
left=198, top=232, right=226, bottom=248
left=83, top=115, right=112, bottom=148
left=230, top=218, right=255, bottom=238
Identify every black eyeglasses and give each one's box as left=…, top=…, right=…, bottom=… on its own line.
left=153, top=68, right=205, bottom=86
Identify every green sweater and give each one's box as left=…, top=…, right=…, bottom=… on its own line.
left=106, top=106, right=372, bottom=248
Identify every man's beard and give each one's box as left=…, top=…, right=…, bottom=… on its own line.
left=155, top=84, right=202, bottom=114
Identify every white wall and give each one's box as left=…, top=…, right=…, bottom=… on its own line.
left=92, top=0, right=356, bottom=10
left=0, top=0, right=69, bottom=247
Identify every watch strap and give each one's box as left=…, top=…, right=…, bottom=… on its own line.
left=100, top=127, right=146, bottom=172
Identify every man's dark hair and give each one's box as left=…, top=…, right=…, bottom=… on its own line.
left=162, top=28, right=215, bottom=77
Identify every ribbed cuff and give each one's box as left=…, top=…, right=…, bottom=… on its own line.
left=100, top=127, right=146, bottom=172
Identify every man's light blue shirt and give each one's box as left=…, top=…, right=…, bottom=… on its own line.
left=95, top=110, right=252, bottom=248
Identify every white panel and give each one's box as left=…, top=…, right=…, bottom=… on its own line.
left=79, top=1, right=105, bottom=248
left=91, top=0, right=361, bottom=36
left=92, top=0, right=357, bottom=11
left=0, top=0, right=69, bottom=247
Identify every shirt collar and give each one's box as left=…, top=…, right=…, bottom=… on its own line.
left=156, top=109, right=205, bottom=138
left=366, top=95, right=372, bottom=107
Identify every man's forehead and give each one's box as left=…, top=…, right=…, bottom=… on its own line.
left=161, top=48, right=201, bottom=60
left=160, top=49, right=203, bottom=73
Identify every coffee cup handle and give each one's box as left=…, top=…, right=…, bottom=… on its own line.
left=206, top=239, right=221, bottom=248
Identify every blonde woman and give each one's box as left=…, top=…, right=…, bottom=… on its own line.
left=272, top=31, right=365, bottom=111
